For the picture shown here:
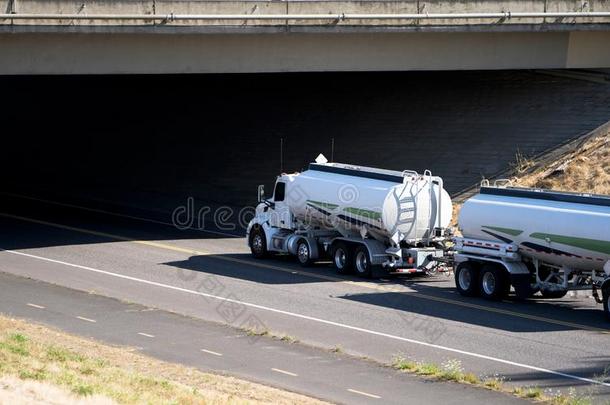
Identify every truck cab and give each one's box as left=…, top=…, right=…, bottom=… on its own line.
left=247, top=176, right=300, bottom=260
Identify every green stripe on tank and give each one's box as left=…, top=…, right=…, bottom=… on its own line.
left=344, top=207, right=382, bottom=220
left=306, top=200, right=339, bottom=210
left=530, top=232, right=610, bottom=255
left=483, top=226, right=523, bottom=236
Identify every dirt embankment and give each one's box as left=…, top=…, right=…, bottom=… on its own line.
left=513, top=130, right=610, bottom=194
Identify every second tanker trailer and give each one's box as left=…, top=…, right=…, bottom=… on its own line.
left=454, top=185, right=610, bottom=319
left=246, top=155, right=453, bottom=277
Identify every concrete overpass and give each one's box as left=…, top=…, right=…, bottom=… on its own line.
left=1, top=0, right=610, bottom=74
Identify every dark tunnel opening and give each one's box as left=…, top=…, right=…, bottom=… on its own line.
left=2, top=70, right=610, bottom=235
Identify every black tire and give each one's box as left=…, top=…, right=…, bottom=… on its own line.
left=296, top=239, right=314, bottom=267
left=454, top=262, right=479, bottom=297
left=478, top=264, right=509, bottom=300
left=540, top=289, right=568, bottom=299
left=249, top=227, right=268, bottom=259
left=602, top=286, right=610, bottom=321
left=331, top=242, right=353, bottom=275
left=353, top=245, right=372, bottom=278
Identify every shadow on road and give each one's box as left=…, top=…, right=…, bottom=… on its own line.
left=161, top=251, right=610, bottom=334
left=338, top=287, right=610, bottom=333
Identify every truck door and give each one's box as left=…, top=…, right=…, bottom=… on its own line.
left=269, top=181, right=292, bottom=229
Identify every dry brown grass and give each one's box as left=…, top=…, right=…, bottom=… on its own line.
left=0, top=376, right=116, bottom=405
left=513, top=131, right=610, bottom=195
left=0, top=316, right=328, bottom=405
left=451, top=129, right=610, bottom=228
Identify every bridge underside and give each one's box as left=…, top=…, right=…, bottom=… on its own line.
left=1, top=28, right=610, bottom=74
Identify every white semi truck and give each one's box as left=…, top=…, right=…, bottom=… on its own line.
left=454, top=184, right=610, bottom=319
left=246, top=156, right=610, bottom=319
left=246, top=155, right=453, bottom=277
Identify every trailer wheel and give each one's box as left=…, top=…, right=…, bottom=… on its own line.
left=353, top=245, right=372, bottom=278
left=296, top=239, right=314, bottom=267
left=331, top=242, right=353, bottom=275
left=478, top=264, right=509, bottom=300
left=249, top=227, right=268, bottom=259
left=603, top=286, right=610, bottom=321
left=539, top=289, right=568, bottom=299
left=454, top=262, right=479, bottom=297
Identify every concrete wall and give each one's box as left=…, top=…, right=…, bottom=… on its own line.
left=1, top=30, right=610, bottom=74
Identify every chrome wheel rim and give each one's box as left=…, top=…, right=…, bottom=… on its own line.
left=252, top=234, right=263, bottom=253
left=482, top=272, right=496, bottom=295
left=355, top=251, right=368, bottom=274
left=297, top=242, right=309, bottom=263
left=458, top=268, right=471, bottom=290
left=334, top=248, right=347, bottom=269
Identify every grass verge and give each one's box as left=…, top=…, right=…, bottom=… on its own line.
left=392, top=356, right=593, bottom=405
left=0, top=315, right=327, bottom=405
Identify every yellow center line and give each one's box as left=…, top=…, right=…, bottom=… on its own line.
left=2, top=212, right=608, bottom=334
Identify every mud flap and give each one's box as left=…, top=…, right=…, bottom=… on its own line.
left=511, top=273, right=536, bottom=299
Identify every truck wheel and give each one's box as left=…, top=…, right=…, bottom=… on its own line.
left=602, top=287, right=610, bottom=321
left=249, top=227, right=268, bottom=259
left=455, top=262, right=479, bottom=297
left=478, top=264, right=508, bottom=300
left=539, top=289, right=568, bottom=299
left=296, top=239, right=314, bottom=267
left=331, top=242, right=353, bottom=275
left=353, top=246, right=372, bottom=278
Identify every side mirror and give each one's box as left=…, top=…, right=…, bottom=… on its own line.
left=257, top=184, right=265, bottom=203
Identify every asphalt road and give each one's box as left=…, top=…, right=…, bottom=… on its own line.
left=0, top=272, right=525, bottom=404
left=0, top=192, right=609, bottom=403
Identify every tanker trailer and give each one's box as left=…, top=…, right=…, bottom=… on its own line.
left=246, top=155, right=453, bottom=277
left=454, top=185, right=610, bottom=319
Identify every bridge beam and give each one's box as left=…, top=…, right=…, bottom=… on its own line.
left=0, top=30, right=609, bottom=74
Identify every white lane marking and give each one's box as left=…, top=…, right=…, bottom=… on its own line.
left=4, top=248, right=610, bottom=388
left=347, top=388, right=381, bottom=399
left=137, top=332, right=155, bottom=338
left=201, top=349, right=223, bottom=356
left=0, top=192, right=240, bottom=238
left=271, top=368, right=298, bottom=377
left=76, top=316, right=97, bottom=323
left=26, top=303, right=45, bottom=309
